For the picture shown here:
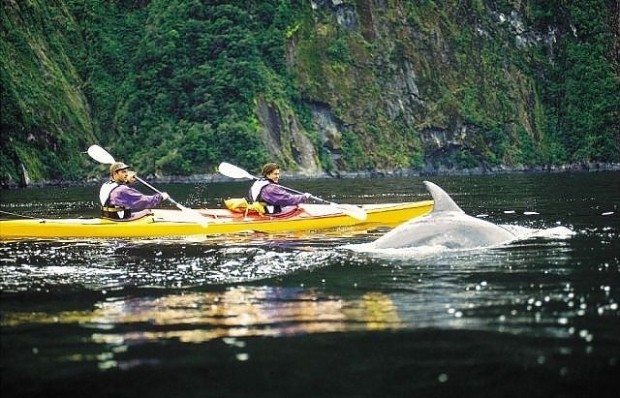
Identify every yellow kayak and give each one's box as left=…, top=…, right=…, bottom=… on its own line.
left=0, top=201, right=433, bottom=240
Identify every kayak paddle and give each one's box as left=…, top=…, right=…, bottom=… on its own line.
left=87, top=145, right=208, bottom=227
left=217, top=162, right=367, bottom=221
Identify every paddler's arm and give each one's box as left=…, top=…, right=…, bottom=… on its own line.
left=111, top=185, right=169, bottom=210
left=261, top=184, right=310, bottom=207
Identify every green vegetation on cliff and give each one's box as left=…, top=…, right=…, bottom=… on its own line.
left=1, top=0, right=96, bottom=183
left=531, top=0, right=619, bottom=162
left=1, top=0, right=618, bottom=186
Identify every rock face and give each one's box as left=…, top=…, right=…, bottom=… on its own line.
left=311, top=102, right=346, bottom=170
left=256, top=99, right=320, bottom=176
left=278, top=0, right=619, bottom=173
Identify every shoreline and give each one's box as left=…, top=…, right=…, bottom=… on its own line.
left=2, top=162, right=620, bottom=190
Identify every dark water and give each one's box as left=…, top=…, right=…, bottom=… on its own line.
left=1, top=172, right=619, bottom=397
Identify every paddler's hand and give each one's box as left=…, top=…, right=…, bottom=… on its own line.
left=303, top=192, right=312, bottom=199
left=161, top=192, right=170, bottom=201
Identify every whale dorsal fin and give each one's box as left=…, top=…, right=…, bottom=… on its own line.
left=423, top=181, right=465, bottom=213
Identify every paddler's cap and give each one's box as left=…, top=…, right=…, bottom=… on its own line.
left=110, top=162, right=130, bottom=175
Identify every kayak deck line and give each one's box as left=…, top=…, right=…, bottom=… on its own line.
left=0, top=200, right=433, bottom=240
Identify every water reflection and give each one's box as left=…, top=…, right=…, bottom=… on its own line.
left=90, top=287, right=401, bottom=340
left=1, top=286, right=402, bottom=370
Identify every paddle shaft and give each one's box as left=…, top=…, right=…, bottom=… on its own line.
left=269, top=181, right=325, bottom=204
left=135, top=176, right=183, bottom=207
left=136, top=177, right=207, bottom=225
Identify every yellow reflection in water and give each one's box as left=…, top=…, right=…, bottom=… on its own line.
left=2, top=286, right=402, bottom=346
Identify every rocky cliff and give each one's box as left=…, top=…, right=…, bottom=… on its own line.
left=1, top=0, right=618, bottom=185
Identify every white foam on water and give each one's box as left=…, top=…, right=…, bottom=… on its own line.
left=502, top=224, right=576, bottom=240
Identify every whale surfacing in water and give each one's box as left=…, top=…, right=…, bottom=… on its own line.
left=372, top=181, right=516, bottom=249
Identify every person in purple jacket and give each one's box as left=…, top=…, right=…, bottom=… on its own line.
left=99, top=162, right=170, bottom=220
left=247, top=162, right=311, bottom=215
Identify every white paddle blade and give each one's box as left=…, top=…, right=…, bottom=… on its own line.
left=87, top=145, right=116, bottom=164
left=332, top=203, right=367, bottom=221
left=218, top=162, right=256, bottom=180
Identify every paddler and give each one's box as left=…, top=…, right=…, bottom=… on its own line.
left=99, top=162, right=170, bottom=220
left=248, top=162, right=311, bottom=215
